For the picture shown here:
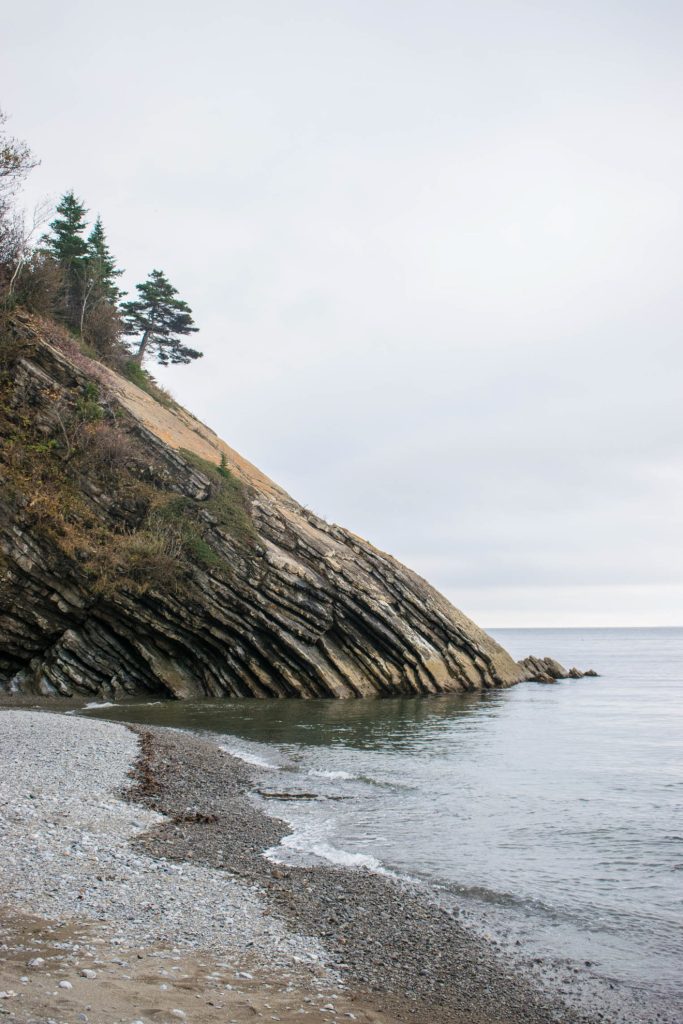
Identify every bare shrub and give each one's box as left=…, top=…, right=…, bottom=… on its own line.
left=77, top=421, right=142, bottom=482
left=82, top=300, right=128, bottom=366
left=0, top=209, right=23, bottom=286
left=9, top=251, right=63, bottom=316
left=0, top=109, right=38, bottom=288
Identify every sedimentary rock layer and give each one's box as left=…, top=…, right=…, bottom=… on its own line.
left=0, top=317, right=532, bottom=699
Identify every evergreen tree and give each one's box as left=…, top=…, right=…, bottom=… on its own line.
left=44, top=190, right=88, bottom=268
left=86, top=216, right=124, bottom=304
left=42, top=190, right=89, bottom=328
left=122, top=269, right=201, bottom=366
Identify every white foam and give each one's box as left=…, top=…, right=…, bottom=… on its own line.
left=303, top=842, right=382, bottom=871
left=308, top=769, right=357, bottom=781
left=83, top=701, right=116, bottom=710
left=219, top=744, right=279, bottom=770
left=265, top=829, right=384, bottom=873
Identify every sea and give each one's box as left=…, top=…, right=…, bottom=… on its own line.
left=80, top=627, right=683, bottom=1022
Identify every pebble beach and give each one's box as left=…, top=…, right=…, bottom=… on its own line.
left=0, top=708, right=595, bottom=1024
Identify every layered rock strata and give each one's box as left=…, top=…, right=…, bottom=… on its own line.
left=517, top=656, right=598, bottom=683
left=0, top=318, right=580, bottom=699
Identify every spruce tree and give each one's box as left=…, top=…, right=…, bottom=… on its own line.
left=44, top=190, right=88, bottom=269
left=86, top=216, right=124, bottom=304
left=42, top=190, right=89, bottom=328
left=122, top=269, right=201, bottom=366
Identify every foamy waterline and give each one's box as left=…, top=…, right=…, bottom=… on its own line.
left=264, top=831, right=386, bottom=873
left=308, top=768, right=357, bottom=781
left=219, top=743, right=281, bottom=770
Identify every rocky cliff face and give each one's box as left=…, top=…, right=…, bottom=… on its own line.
left=0, top=315, right=554, bottom=699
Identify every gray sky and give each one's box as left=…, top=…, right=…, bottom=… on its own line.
left=3, top=0, right=682, bottom=626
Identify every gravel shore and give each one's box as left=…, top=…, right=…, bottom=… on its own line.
left=124, top=721, right=593, bottom=1024
left=0, top=710, right=325, bottom=965
left=0, top=710, right=376, bottom=1024
left=0, top=708, right=605, bottom=1024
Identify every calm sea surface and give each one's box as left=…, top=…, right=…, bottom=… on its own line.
left=81, top=627, right=683, bottom=1020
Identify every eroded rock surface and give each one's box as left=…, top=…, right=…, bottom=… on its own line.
left=518, top=656, right=598, bottom=683
left=1, top=317, right=535, bottom=699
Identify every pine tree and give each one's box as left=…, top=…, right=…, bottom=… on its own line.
left=86, top=216, right=124, bottom=305
left=122, top=269, right=201, bottom=366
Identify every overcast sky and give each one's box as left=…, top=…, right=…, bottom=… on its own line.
left=3, top=1, right=682, bottom=626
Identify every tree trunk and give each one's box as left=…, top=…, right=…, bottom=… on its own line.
left=135, top=330, right=151, bottom=365
left=79, top=278, right=95, bottom=336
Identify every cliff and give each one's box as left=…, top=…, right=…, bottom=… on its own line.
left=1, top=314, right=542, bottom=699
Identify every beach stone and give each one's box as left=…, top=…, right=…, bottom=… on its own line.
left=80, top=968, right=97, bottom=979
left=58, top=980, right=72, bottom=989
left=0, top=712, right=327, bottom=975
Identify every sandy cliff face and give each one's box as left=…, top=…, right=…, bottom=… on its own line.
left=0, top=316, right=526, bottom=698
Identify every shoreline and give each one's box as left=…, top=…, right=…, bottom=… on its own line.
left=0, top=709, right=366, bottom=1024
left=0, top=707, right=589, bottom=1024
left=0, top=704, right=667, bottom=1024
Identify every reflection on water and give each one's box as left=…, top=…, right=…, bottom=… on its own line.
left=88, top=686, right=509, bottom=750
left=81, top=627, right=683, bottom=1021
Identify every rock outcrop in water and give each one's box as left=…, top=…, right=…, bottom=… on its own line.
left=0, top=316, right=582, bottom=699
left=517, top=656, right=598, bottom=683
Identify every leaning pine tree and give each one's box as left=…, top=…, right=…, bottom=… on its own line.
left=122, top=269, right=202, bottom=366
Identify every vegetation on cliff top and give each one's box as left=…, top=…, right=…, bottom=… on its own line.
left=0, top=112, right=531, bottom=701
left=0, top=108, right=202, bottom=396
left=0, top=317, right=255, bottom=606
left=0, top=108, right=249, bottom=598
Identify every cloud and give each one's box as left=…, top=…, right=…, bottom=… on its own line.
left=3, top=0, right=682, bottom=625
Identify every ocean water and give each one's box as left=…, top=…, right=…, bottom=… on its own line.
left=81, top=627, right=683, bottom=1020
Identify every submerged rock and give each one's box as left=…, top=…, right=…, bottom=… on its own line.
left=0, top=316, right=569, bottom=700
